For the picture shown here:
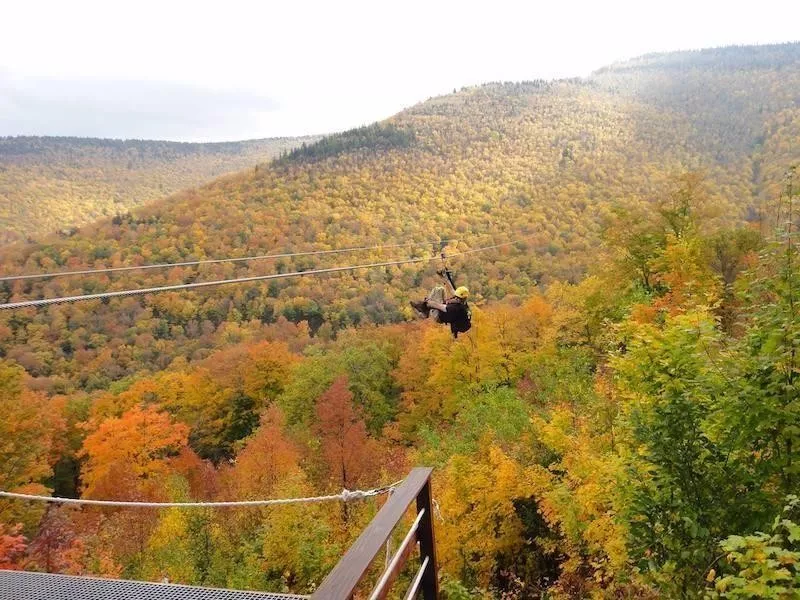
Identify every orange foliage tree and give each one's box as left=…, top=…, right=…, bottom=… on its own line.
left=226, top=405, right=303, bottom=499
left=0, top=523, right=26, bottom=569
left=313, top=377, right=380, bottom=492
left=80, top=405, right=190, bottom=501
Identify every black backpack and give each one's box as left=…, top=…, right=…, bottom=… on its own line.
left=451, top=303, right=472, bottom=334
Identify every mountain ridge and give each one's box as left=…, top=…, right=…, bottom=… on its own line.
left=0, top=134, right=322, bottom=243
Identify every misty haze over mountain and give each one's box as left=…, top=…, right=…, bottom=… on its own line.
left=0, top=74, right=280, bottom=141
left=1, top=0, right=797, bottom=141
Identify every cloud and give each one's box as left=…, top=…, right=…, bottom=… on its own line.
left=0, top=74, right=280, bottom=141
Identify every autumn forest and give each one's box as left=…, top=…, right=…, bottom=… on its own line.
left=1, top=43, right=799, bottom=598
left=0, top=135, right=320, bottom=244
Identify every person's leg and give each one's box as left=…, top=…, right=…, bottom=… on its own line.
left=427, top=286, right=445, bottom=322
left=428, top=285, right=445, bottom=302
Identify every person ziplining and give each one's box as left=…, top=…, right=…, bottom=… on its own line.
left=410, top=265, right=471, bottom=338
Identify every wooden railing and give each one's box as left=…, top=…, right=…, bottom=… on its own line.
left=312, top=467, right=438, bottom=600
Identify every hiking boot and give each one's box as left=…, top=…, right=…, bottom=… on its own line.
left=410, top=300, right=430, bottom=317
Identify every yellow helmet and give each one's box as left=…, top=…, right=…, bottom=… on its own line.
left=454, top=286, right=469, bottom=299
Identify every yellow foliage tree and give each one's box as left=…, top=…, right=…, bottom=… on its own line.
left=436, top=438, right=531, bottom=587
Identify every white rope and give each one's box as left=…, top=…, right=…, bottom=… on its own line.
left=0, top=236, right=532, bottom=310
left=0, top=238, right=461, bottom=282
left=432, top=498, right=444, bottom=522
left=0, top=482, right=400, bottom=508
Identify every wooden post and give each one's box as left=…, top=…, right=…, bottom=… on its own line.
left=415, top=479, right=439, bottom=600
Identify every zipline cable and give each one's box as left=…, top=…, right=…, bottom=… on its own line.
left=0, top=237, right=531, bottom=310
left=0, top=238, right=462, bottom=282
left=0, top=480, right=403, bottom=509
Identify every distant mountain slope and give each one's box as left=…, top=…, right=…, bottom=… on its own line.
left=1, top=43, right=799, bottom=392
left=590, top=43, right=800, bottom=202
left=0, top=135, right=321, bottom=243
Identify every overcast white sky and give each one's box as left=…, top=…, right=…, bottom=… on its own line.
left=1, top=0, right=797, bottom=142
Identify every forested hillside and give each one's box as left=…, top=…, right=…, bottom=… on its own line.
left=0, top=135, right=320, bottom=243
left=1, top=43, right=799, bottom=598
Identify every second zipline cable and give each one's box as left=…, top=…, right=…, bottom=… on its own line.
left=0, top=238, right=461, bottom=282
left=0, top=237, right=530, bottom=310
